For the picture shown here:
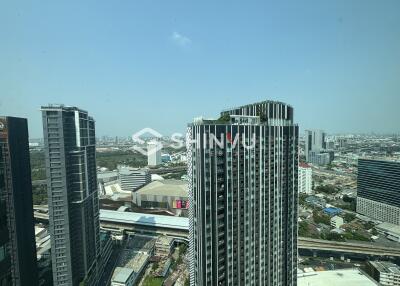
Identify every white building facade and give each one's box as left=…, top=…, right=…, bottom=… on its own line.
left=147, top=141, right=161, bottom=166
left=299, top=163, right=312, bottom=194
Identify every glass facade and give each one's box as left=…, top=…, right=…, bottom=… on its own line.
left=0, top=117, right=38, bottom=286
left=42, top=106, right=100, bottom=286
left=188, top=101, right=298, bottom=286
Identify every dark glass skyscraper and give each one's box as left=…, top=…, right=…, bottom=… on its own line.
left=357, top=159, right=400, bottom=225
left=0, top=117, right=38, bottom=286
left=42, top=105, right=100, bottom=286
left=187, top=101, right=298, bottom=286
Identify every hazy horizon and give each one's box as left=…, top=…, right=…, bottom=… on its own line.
left=1, top=0, right=400, bottom=137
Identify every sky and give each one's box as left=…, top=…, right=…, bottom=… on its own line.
left=1, top=0, right=400, bottom=138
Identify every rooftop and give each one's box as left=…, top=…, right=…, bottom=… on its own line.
left=299, top=162, right=311, bottom=168
left=377, top=222, right=400, bottom=235
left=112, top=267, right=134, bottom=283
left=99, top=209, right=189, bottom=230
left=135, top=179, right=188, bottom=197
left=369, top=261, right=400, bottom=274
left=298, top=269, right=378, bottom=286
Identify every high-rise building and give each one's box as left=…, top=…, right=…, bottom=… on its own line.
left=299, top=163, right=312, bottom=194
left=42, top=105, right=100, bottom=286
left=118, top=166, right=151, bottom=192
left=305, top=129, right=326, bottom=161
left=187, top=100, right=298, bottom=286
left=0, top=117, right=38, bottom=286
left=308, top=151, right=331, bottom=166
left=147, top=141, right=161, bottom=166
left=357, top=159, right=400, bottom=226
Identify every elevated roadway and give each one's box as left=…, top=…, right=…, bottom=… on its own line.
left=33, top=207, right=400, bottom=258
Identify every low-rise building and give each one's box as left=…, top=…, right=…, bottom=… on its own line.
left=119, top=167, right=151, bottom=192
left=323, top=207, right=342, bottom=217
left=376, top=222, right=400, bottom=242
left=367, top=261, right=400, bottom=286
left=330, top=216, right=344, bottom=228
left=306, top=196, right=326, bottom=208
left=298, top=269, right=378, bottom=286
left=111, top=235, right=154, bottom=286
left=154, top=236, right=174, bottom=257
left=132, top=179, right=188, bottom=215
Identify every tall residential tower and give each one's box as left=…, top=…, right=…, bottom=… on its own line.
left=357, top=159, right=400, bottom=225
left=187, top=100, right=299, bottom=286
left=42, top=105, right=100, bottom=286
left=0, top=117, right=38, bottom=286
left=304, top=129, right=326, bottom=161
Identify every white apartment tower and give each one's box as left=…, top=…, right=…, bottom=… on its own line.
left=147, top=141, right=161, bottom=166
left=299, top=163, right=312, bottom=194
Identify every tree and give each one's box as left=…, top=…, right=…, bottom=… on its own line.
left=298, top=221, right=309, bottom=237
left=344, top=213, right=356, bottom=223
left=323, top=232, right=345, bottom=242
left=314, top=185, right=338, bottom=195
left=216, top=113, right=230, bottom=123
left=313, top=210, right=331, bottom=225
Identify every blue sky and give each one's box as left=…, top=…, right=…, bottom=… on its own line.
left=1, top=0, right=400, bottom=137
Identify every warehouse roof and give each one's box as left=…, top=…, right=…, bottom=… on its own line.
left=100, top=209, right=189, bottom=230
left=377, top=222, right=400, bottom=236
left=135, top=179, right=188, bottom=197
left=298, top=269, right=378, bottom=286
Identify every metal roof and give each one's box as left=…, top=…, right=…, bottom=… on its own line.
left=112, top=267, right=134, bottom=283
left=135, top=179, right=188, bottom=197
left=99, top=210, right=189, bottom=230
left=298, top=269, right=378, bottom=286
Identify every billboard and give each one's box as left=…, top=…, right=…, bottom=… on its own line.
left=173, top=200, right=189, bottom=209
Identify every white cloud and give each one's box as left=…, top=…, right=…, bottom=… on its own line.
left=171, top=31, right=191, bottom=47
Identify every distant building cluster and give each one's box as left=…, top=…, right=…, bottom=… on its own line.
left=305, top=129, right=335, bottom=166
left=5, top=99, right=400, bottom=286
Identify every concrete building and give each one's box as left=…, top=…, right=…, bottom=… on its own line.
left=357, top=159, right=400, bottom=226
left=308, top=150, right=331, bottom=166
left=111, top=235, right=153, bottom=286
left=0, top=117, right=38, bottom=286
left=98, top=171, right=119, bottom=184
left=154, top=236, right=174, bottom=257
left=330, top=216, right=344, bottom=228
left=299, top=163, right=312, bottom=194
left=305, top=129, right=326, bottom=161
left=187, top=101, right=298, bottom=285
left=376, top=222, right=400, bottom=242
left=42, top=105, right=100, bottom=286
left=298, top=269, right=378, bottom=286
left=367, top=261, right=400, bottom=286
left=132, top=179, right=188, bottom=212
left=147, top=141, right=161, bottom=166
left=118, top=167, right=151, bottom=192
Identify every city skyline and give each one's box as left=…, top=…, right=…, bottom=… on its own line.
left=1, top=0, right=400, bottom=137
left=1, top=1, right=400, bottom=285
